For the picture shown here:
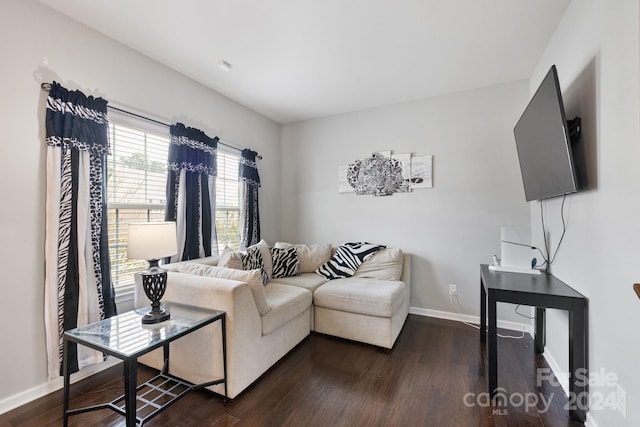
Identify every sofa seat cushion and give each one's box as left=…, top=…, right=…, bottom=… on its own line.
left=261, top=283, right=312, bottom=335
left=314, top=278, right=405, bottom=318
left=269, top=273, right=327, bottom=293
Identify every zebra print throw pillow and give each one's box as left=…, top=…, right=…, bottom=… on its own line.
left=270, top=247, right=300, bottom=279
left=241, top=246, right=269, bottom=285
left=315, top=242, right=385, bottom=280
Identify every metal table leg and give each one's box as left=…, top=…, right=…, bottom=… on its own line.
left=535, top=307, right=546, bottom=354
left=123, top=359, right=138, bottom=426
left=569, top=301, right=587, bottom=423
left=488, top=293, right=498, bottom=397
left=480, top=279, right=486, bottom=343
left=63, top=337, right=70, bottom=427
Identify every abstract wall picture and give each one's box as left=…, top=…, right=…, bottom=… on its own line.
left=338, top=151, right=433, bottom=195
left=347, top=152, right=409, bottom=196
left=391, top=153, right=412, bottom=182
left=410, top=155, right=433, bottom=188
left=338, top=164, right=355, bottom=193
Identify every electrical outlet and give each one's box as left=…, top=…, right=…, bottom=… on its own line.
left=617, top=383, right=626, bottom=418
left=449, top=284, right=457, bottom=296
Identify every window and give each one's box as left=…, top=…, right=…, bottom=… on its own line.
left=107, top=113, right=242, bottom=295
left=216, top=150, right=241, bottom=252
left=107, top=115, right=169, bottom=295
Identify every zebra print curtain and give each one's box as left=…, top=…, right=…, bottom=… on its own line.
left=240, top=149, right=261, bottom=250
left=44, top=82, right=117, bottom=379
left=165, top=123, right=219, bottom=261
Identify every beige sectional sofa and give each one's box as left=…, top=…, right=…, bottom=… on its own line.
left=134, top=242, right=411, bottom=399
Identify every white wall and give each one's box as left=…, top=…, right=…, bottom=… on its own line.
left=281, top=81, right=531, bottom=323
left=530, top=0, right=640, bottom=425
left=0, top=0, right=280, bottom=406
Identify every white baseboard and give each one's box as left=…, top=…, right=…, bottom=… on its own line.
left=585, top=413, right=599, bottom=427
left=541, top=346, right=570, bottom=397
left=0, top=358, right=120, bottom=415
left=409, top=306, right=534, bottom=335
left=543, top=347, right=600, bottom=427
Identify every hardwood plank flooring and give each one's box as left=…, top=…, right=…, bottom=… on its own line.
left=0, top=315, right=583, bottom=426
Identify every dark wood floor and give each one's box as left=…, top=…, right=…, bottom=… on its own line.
left=0, top=315, right=583, bottom=427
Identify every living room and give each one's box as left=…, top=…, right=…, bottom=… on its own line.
left=0, top=1, right=638, bottom=426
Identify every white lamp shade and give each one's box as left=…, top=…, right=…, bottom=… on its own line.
left=128, top=222, right=178, bottom=260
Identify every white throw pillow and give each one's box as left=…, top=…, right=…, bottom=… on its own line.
left=218, top=246, right=243, bottom=270
left=175, top=263, right=271, bottom=315
left=353, top=247, right=403, bottom=281
left=274, top=242, right=332, bottom=273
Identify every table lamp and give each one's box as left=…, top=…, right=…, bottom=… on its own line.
left=128, top=222, right=178, bottom=324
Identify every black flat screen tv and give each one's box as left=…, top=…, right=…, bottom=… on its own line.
left=513, top=65, right=578, bottom=201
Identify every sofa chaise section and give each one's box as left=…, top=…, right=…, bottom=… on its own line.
left=313, top=253, right=411, bottom=349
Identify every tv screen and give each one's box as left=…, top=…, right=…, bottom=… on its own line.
left=513, top=65, right=578, bottom=201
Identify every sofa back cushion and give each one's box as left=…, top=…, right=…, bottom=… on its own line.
left=163, top=256, right=218, bottom=272
left=353, top=247, right=403, bottom=281
left=175, top=263, right=271, bottom=315
left=274, top=242, right=332, bottom=273
left=218, top=246, right=243, bottom=270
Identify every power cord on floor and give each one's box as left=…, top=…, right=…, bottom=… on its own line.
left=449, top=292, right=525, bottom=339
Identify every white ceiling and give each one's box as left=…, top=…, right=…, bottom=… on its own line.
left=36, top=0, right=570, bottom=124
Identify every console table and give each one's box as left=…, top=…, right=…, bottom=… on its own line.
left=63, top=302, right=226, bottom=427
left=479, top=264, right=587, bottom=422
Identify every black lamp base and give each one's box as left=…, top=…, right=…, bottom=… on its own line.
left=142, top=306, right=171, bottom=324
left=141, top=259, right=171, bottom=324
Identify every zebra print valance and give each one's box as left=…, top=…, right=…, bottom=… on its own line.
left=168, top=122, right=218, bottom=176
left=45, top=81, right=110, bottom=155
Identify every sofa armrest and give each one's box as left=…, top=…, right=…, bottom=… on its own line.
left=401, top=253, right=411, bottom=313
left=400, top=253, right=411, bottom=286
left=134, top=271, right=262, bottom=396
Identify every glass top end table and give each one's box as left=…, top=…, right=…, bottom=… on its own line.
left=63, top=302, right=227, bottom=427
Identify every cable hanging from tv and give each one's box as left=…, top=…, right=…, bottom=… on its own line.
left=501, top=193, right=569, bottom=273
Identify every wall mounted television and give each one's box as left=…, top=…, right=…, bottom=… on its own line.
left=513, top=65, right=580, bottom=202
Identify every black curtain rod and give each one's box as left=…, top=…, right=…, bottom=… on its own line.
left=41, top=82, right=262, bottom=159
